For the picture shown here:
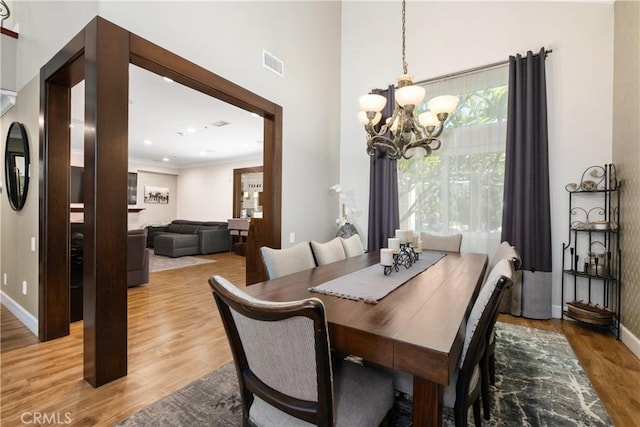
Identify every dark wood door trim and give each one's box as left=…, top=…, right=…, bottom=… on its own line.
left=39, top=16, right=282, bottom=386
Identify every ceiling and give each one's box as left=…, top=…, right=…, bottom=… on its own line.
left=70, top=64, right=264, bottom=169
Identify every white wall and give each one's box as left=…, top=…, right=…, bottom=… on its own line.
left=135, top=170, right=178, bottom=229
left=177, top=156, right=262, bottom=222
left=340, top=1, right=614, bottom=313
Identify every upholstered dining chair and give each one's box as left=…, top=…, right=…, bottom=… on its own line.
left=260, top=242, right=316, bottom=280
left=209, top=275, right=395, bottom=426
left=482, top=242, right=521, bottom=420
left=376, top=259, right=512, bottom=426
left=420, top=232, right=463, bottom=252
left=340, top=234, right=365, bottom=258
left=444, top=258, right=513, bottom=427
left=311, top=237, right=347, bottom=266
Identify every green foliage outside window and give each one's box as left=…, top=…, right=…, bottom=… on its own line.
left=398, top=85, right=508, bottom=241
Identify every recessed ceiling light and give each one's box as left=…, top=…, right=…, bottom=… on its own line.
left=187, top=127, right=196, bottom=133
left=69, top=124, right=74, bottom=128
left=163, top=77, right=173, bottom=83
left=251, top=113, right=260, bottom=118
left=144, top=139, right=152, bottom=145
left=162, top=157, right=170, bottom=162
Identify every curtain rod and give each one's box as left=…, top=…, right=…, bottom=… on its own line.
left=414, top=49, right=553, bottom=86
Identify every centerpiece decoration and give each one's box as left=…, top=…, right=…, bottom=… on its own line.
left=380, top=229, right=422, bottom=275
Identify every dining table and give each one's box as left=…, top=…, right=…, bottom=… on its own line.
left=242, top=250, right=488, bottom=427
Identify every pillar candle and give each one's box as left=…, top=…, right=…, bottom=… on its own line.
left=380, top=248, right=394, bottom=266
left=415, top=239, right=423, bottom=253
left=388, top=238, right=400, bottom=253
left=395, top=229, right=407, bottom=244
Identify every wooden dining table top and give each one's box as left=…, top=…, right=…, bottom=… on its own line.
left=242, top=250, right=488, bottom=387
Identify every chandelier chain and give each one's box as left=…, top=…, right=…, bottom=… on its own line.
left=401, top=0, right=407, bottom=75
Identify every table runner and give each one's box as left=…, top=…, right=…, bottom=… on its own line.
left=309, top=250, right=447, bottom=304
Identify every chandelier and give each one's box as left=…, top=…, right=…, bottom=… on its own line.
left=358, top=0, right=458, bottom=160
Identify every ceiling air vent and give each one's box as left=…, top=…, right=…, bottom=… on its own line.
left=210, top=120, right=229, bottom=128
left=263, top=49, right=284, bottom=77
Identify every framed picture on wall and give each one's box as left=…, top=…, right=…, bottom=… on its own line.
left=144, top=186, right=169, bottom=204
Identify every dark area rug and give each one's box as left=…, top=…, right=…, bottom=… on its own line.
left=118, top=322, right=611, bottom=426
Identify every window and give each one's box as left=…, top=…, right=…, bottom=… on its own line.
left=397, top=65, right=508, bottom=254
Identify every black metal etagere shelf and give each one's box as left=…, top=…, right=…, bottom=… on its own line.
left=561, top=164, right=621, bottom=339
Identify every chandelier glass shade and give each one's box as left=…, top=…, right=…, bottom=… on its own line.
left=359, top=0, right=458, bottom=160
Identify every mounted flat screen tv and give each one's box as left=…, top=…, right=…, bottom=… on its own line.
left=70, top=166, right=137, bottom=205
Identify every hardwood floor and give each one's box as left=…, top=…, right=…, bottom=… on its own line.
left=1, top=252, right=639, bottom=426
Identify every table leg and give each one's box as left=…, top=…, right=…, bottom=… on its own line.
left=413, top=376, right=442, bottom=427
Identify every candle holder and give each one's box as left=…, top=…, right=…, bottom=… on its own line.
left=383, top=243, right=420, bottom=275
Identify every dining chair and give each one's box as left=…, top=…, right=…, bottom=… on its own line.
left=209, top=275, right=395, bottom=427
left=340, top=234, right=365, bottom=258
left=482, top=242, right=521, bottom=420
left=420, top=232, right=463, bottom=252
left=311, top=237, right=347, bottom=266
left=444, top=258, right=513, bottom=427
left=260, top=242, right=316, bottom=280
left=377, top=259, right=512, bottom=426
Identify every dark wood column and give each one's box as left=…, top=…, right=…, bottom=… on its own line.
left=82, top=18, right=129, bottom=386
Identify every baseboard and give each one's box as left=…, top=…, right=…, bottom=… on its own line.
left=0, top=291, right=38, bottom=337
left=552, top=304, right=563, bottom=319
left=620, top=323, right=640, bottom=360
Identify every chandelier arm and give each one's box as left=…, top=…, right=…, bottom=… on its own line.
left=368, top=135, right=401, bottom=159
left=365, top=122, right=391, bottom=138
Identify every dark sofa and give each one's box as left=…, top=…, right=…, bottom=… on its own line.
left=147, top=220, right=231, bottom=257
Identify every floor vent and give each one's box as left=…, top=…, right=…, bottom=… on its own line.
left=263, top=49, right=284, bottom=77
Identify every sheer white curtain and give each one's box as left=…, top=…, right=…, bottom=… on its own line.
left=398, top=64, right=508, bottom=254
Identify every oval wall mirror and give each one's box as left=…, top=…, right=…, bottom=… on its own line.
left=4, top=121, right=30, bottom=211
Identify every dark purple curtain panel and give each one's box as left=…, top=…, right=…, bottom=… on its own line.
left=367, top=85, right=400, bottom=252
left=502, top=48, right=552, bottom=272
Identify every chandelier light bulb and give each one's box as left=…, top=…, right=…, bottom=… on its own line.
left=418, top=111, right=440, bottom=128
left=359, top=94, right=387, bottom=113
left=428, top=95, right=459, bottom=115
left=395, top=85, right=426, bottom=108
left=386, top=116, right=399, bottom=132
left=358, top=111, right=382, bottom=126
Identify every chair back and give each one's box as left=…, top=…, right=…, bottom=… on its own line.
left=311, top=237, right=346, bottom=266
left=489, top=241, right=522, bottom=314
left=260, top=242, right=316, bottom=279
left=209, top=275, right=334, bottom=426
left=340, top=234, right=365, bottom=258
left=489, top=241, right=522, bottom=271
left=456, top=259, right=513, bottom=403
left=420, top=232, right=463, bottom=252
